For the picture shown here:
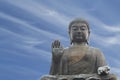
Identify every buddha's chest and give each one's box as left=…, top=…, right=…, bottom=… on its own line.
left=67, top=47, right=90, bottom=65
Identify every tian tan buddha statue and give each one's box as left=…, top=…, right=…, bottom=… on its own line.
left=41, top=18, right=118, bottom=80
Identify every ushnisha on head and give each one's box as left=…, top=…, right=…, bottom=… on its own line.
left=68, top=18, right=90, bottom=45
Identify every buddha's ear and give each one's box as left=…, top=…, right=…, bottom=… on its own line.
left=86, top=30, right=90, bottom=44
left=68, top=31, right=73, bottom=44
left=68, top=30, right=70, bottom=34
left=68, top=30, right=71, bottom=38
left=88, top=31, right=90, bottom=36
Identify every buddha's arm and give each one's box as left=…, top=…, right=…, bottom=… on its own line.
left=96, top=49, right=107, bottom=67
left=96, top=49, right=110, bottom=75
left=49, top=40, right=64, bottom=75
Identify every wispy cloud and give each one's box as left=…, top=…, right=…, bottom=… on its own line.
left=91, top=33, right=120, bottom=46
left=0, top=27, right=46, bottom=47
left=0, top=27, right=51, bottom=61
left=5, top=0, right=70, bottom=28
left=109, top=57, right=120, bottom=67
left=0, top=12, right=67, bottom=41
left=24, top=40, right=45, bottom=47
left=22, top=45, right=51, bottom=61
left=103, top=25, right=120, bottom=32
left=0, top=27, right=29, bottom=40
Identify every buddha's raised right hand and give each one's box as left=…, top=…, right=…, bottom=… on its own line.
left=51, top=40, right=64, bottom=62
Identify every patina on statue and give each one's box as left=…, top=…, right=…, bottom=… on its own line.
left=42, top=18, right=117, bottom=80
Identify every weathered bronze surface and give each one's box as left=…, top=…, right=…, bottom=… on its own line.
left=42, top=18, right=117, bottom=80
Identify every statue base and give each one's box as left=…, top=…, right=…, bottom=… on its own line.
left=41, top=74, right=118, bottom=80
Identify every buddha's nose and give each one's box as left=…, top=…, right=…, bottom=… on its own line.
left=77, top=32, right=82, bottom=35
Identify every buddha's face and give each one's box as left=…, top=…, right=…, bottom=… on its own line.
left=69, top=22, right=89, bottom=43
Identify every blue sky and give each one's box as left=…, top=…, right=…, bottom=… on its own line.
left=0, top=0, right=120, bottom=80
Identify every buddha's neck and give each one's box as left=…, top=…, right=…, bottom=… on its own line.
left=72, top=42, right=87, bottom=46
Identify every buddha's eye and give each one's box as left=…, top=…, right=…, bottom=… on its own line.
left=72, top=26, right=78, bottom=31
left=80, top=26, right=86, bottom=31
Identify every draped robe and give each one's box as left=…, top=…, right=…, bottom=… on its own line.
left=50, top=45, right=107, bottom=75
left=60, top=45, right=107, bottom=75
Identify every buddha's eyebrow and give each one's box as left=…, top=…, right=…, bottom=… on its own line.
left=72, top=26, right=77, bottom=28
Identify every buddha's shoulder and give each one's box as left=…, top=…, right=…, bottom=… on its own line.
left=63, top=46, right=101, bottom=52
left=88, top=46, right=100, bottom=51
